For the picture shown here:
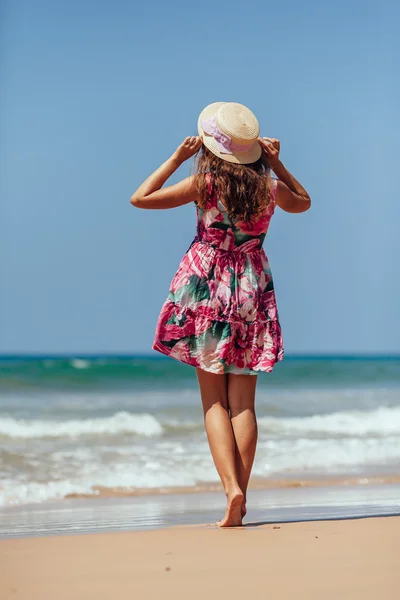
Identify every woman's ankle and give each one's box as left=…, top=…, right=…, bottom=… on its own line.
left=224, top=480, right=243, bottom=497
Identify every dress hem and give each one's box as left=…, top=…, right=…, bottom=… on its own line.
left=152, top=340, right=284, bottom=375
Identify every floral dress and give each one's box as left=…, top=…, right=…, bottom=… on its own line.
left=152, top=176, right=284, bottom=375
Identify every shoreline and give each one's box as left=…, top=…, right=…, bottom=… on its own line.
left=2, top=483, right=400, bottom=539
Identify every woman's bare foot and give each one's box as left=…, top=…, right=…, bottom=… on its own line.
left=241, top=500, right=247, bottom=519
left=217, top=489, right=244, bottom=527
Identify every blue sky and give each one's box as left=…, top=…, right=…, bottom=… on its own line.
left=1, top=0, right=399, bottom=355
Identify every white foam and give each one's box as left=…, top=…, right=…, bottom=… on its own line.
left=255, top=436, right=400, bottom=475
left=2, top=432, right=400, bottom=507
left=258, top=406, right=400, bottom=436
left=0, top=466, right=207, bottom=507
left=70, top=359, right=90, bottom=369
left=1, top=406, right=400, bottom=441
left=0, top=411, right=163, bottom=439
left=0, top=479, right=95, bottom=506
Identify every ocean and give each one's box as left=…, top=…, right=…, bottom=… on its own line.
left=1, top=355, right=400, bottom=507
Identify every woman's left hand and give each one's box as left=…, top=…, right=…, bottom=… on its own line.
left=174, top=136, right=202, bottom=163
left=259, top=137, right=281, bottom=169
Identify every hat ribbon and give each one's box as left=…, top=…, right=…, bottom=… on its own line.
left=200, top=115, right=254, bottom=155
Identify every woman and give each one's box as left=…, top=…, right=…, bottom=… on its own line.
left=130, top=102, right=311, bottom=527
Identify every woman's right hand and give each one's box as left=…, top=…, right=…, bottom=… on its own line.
left=174, top=136, right=202, bottom=164
left=259, top=137, right=280, bottom=169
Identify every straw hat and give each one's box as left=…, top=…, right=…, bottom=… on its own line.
left=197, top=102, right=262, bottom=164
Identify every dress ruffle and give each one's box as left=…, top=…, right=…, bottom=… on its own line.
left=153, top=299, right=283, bottom=375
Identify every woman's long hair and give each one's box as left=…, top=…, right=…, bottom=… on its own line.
left=194, top=145, right=272, bottom=222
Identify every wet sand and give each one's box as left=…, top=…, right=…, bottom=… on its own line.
left=1, top=515, right=399, bottom=600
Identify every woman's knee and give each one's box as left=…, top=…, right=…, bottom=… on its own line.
left=203, top=399, right=229, bottom=417
left=229, top=398, right=255, bottom=418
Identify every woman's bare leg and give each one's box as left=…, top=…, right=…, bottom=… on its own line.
left=196, top=367, right=243, bottom=527
left=227, top=374, right=258, bottom=518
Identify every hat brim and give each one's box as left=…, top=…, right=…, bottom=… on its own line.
left=197, top=102, right=262, bottom=165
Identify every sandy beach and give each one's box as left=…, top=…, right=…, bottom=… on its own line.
left=1, top=515, right=399, bottom=600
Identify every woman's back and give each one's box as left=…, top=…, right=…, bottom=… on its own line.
left=195, top=176, right=278, bottom=253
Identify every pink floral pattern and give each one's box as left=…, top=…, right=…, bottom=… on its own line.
left=152, top=177, right=284, bottom=375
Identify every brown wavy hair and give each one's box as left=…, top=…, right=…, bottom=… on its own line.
left=194, top=145, right=272, bottom=222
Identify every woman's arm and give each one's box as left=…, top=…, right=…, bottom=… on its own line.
left=259, top=137, right=311, bottom=214
left=130, top=136, right=202, bottom=210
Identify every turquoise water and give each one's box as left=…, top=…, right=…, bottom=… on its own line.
left=1, top=354, right=400, bottom=391
left=1, top=355, right=399, bottom=506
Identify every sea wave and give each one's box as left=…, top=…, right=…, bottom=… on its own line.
left=258, top=406, right=400, bottom=436
left=0, top=411, right=163, bottom=439
left=70, top=359, right=90, bottom=370
left=1, top=406, right=400, bottom=440
left=2, top=434, right=400, bottom=507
